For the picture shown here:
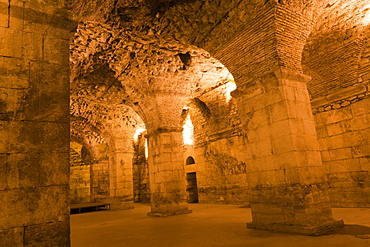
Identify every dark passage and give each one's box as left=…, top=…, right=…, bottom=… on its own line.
left=186, top=172, right=199, bottom=203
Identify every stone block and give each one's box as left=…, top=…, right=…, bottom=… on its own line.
left=350, top=98, right=370, bottom=117
left=282, top=85, right=297, bottom=101
left=295, top=86, right=311, bottom=103
left=326, top=122, right=347, bottom=136
left=0, top=121, right=10, bottom=153
left=38, top=92, right=69, bottom=122
left=9, top=153, right=41, bottom=188
left=251, top=139, right=274, bottom=157
left=327, top=134, right=345, bottom=150
left=299, top=166, right=326, bottom=185
left=22, top=31, right=43, bottom=60
left=0, top=227, right=24, bottom=247
left=259, top=170, right=276, bottom=185
left=324, top=107, right=353, bottom=124
left=321, top=150, right=331, bottom=162
left=3, top=187, right=69, bottom=229
left=317, top=137, right=329, bottom=150
left=359, top=157, right=370, bottom=171
left=302, top=119, right=317, bottom=136
left=43, top=36, right=70, bottom=65
left=351, top=144, right=370, bottom=158
left=276, top=151, right=300, bottom=168
left=273, top=134, right=294, bottom=154
left=330, top=147, right=352, bottom=161
left=345, top=129, right=369, bottom=146
left=7, top=121, right=42, bottom=153
left=346, top=159, right=361, bottom=171
left=29, top=62, right=69, bottom=93
left=347, top=115, right=370, bottom=132
left=0, top=153, right=6, bottom=190
left=0, top=1, right=8, bottom=28
left=0, top=56, right=29, bottom=88
left=291, top=134, right=309, bottom=151
left=8, top=0, right=25, bottom=31
left=328, top=160, right=347, bottom=173
left=24, top=221, right=70, bottom=247
left=0, top=87, right=28, bottom=121
left=38, top=122, right=69, bottom=153
left=0, top=27, right=22, bottom=58
left=284, top=167, right=301, bottom=184
left=257, top=156, right=275, bottom=171
left=270, top=119, right=298, bottom=137
left=306, top=151, right=323, bottom=167
left=39, top=152, right=69, bottom=186
left=270, top=100, right=289, bottom=122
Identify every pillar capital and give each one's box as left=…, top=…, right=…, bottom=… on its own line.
left=145, top=127, right=183, bottom=137
left=109, top=150, right=134, bottom=155
left=273, top=67, right=312, bottom=83
left=231, top=67, right=311, bottom=99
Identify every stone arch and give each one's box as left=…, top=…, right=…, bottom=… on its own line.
left=302, top=1, right=370, bottom=99
left=186, top=156, right=196, bottom=165
left=66, top=0, right=344, bottom=234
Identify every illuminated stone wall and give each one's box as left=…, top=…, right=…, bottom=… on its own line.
left=133, top=133, right=150, bottom=203
left=186, top=83, right=250, bottom=205
left=70, top=165, right=91, bottom=204
left=314, top=95, right=370, bottom=207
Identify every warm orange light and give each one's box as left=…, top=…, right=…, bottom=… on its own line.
left=224, top=80, right=237, bottom=103
left=362, top=4, right=370, bottom=25
left=182, top=114, right=194, bottom=145
left=133, top=128, right=146, bottom=141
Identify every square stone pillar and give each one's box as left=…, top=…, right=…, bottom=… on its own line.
left=146, top=128, right=191, bottom=216
left=232, top=68, right=343, bottom=235
left=0, top=1, right=75, bottom=245
left=109, top=151, right=135, bottom=210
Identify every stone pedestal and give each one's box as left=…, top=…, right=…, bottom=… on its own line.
left=232, top=68, right=343, bottom=235
left=147, top=128, right=191, bottom=216
left=109, top=151, right=135, bottom=210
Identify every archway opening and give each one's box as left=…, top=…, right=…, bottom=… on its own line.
left=186, top=156, right=195, bottom=166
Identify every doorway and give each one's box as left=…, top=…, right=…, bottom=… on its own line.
left=186, top=172, right=199, bottom=203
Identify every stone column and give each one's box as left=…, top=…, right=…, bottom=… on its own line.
left=232, top=68, right=343, bottom=235
left=108, top=150, right=135, bottom=209
left=0, top=0, right=75, bottom=245
left=146, top=128, right=191, bottom=216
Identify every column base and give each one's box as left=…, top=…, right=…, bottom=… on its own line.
left=247, top=219, right=344, bottom=235
left=110, top=202, right=134, bottom=210
left=109, top=197, right=134, bottom=210
left=147, top=209, right=192, bottom=217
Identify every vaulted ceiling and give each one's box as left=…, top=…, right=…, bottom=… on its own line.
left=67, top=0, right=370, bottom=151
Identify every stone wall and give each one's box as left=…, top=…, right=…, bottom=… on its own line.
left=70, top=144, right=91, bottom=203
left=133, top=134, right=150, bottom=203
left=314, top=96, right=370, bottom=207
left=187, top=84, right=249, bottom=205
left=70, top=165, right=91, bottom=204
left=0, top=0, right=74, bottom=246
left=188, top=136, right=249, bottom=205
left=92, top=161, right=110, bottom=202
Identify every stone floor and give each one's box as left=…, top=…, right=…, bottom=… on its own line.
left=71, top=203, right=370, bottom=247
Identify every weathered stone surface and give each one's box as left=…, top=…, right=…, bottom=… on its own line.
left=1, top=0, right=74, bottom=246
left=3, top=0, right=370, bottom=244
left=24, top=221, right=70, bottom=247
left=147, top=130, right=191, bottom=216
left=315, top=97, right=370, bottom=207
left=0, top=227, right=24, bottom=247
